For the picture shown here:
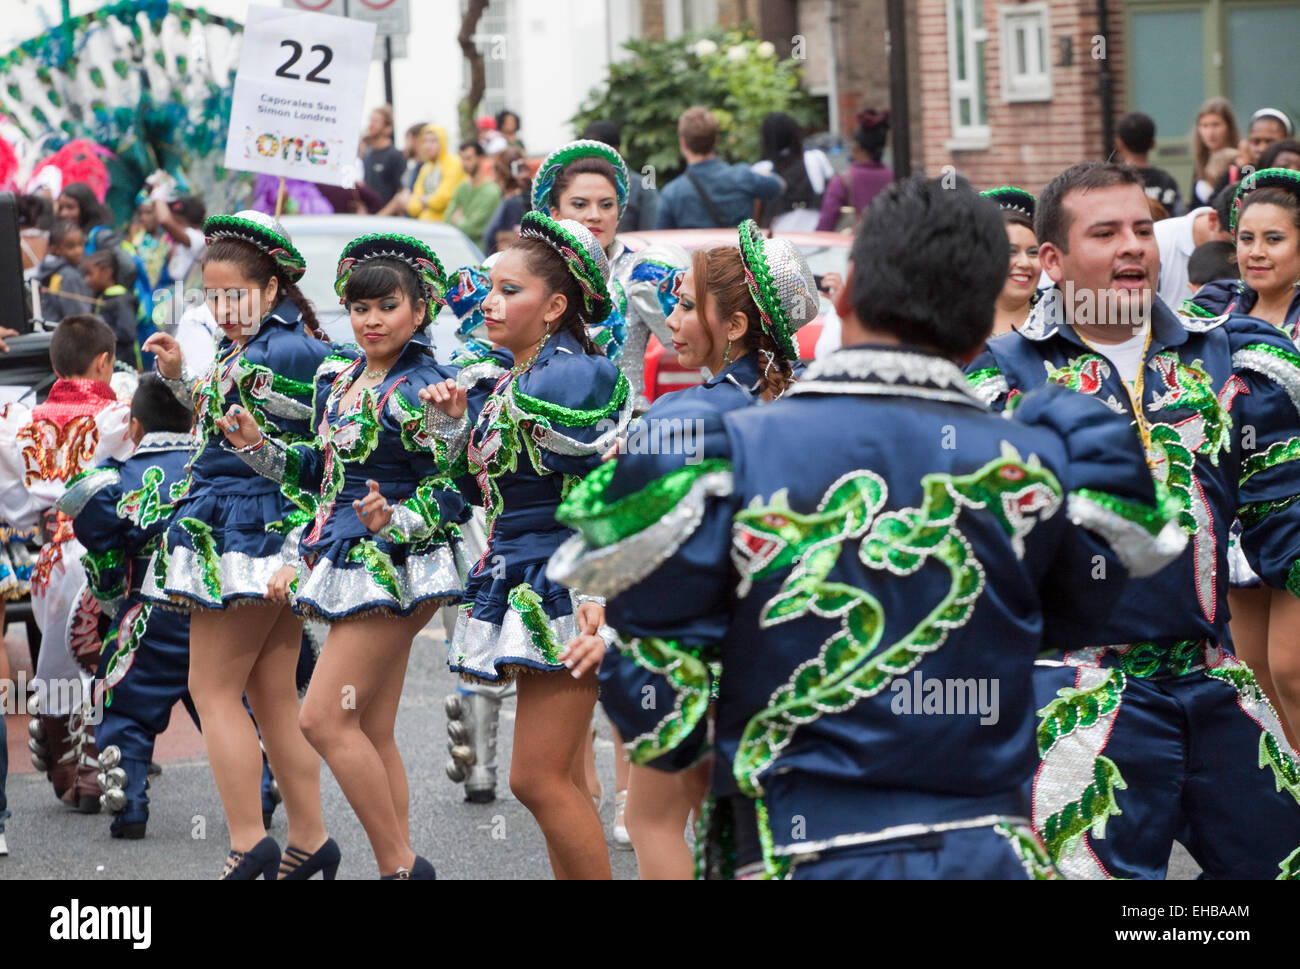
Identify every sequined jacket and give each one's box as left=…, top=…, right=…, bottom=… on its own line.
left=427, top=328, right=633, bottom=574
left=171, top=301, right=331, bottom=503
left=595, top=352, right=763, bottom=768
left=967, top=292, right=1300, bottom=649
left=1187, top=278, right=1300, bottom=342
left=238, top=338, right=469, bottom=554
left=58, top=432, right=196, bottom=618
left=0, top=380, right=133, bottom=537
left=550, top=345, right=1180, bottom=876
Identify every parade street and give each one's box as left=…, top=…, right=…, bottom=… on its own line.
left=2, top=617, right=638, bottom=881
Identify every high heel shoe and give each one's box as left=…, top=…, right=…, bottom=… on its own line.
left=220, top=836, right=280, bottom=880
left=380, top=855, right=436, bottom=880
left=279, top=837, right=341, bottom=880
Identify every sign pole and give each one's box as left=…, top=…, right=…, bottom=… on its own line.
left=383, top=35, right=394, bottom=109
left=274, top=176, right=287, bottom=218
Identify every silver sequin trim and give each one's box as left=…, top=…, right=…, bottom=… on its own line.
left=970, top=373, right=1009, bottom=407
left=295, top=542, right=462, bottom=622
left=1178, top=310, right=1229, bottom=333
left=380, top=503, right=435, bottom=544
left=508, top=388, right=634, bottom=459
left=1019, top=287, right=1065, bottom=341
left=789, top=349, right=987, bottom=408
left=449, top=606, right=579, bottom=682
left=1233, top=346, right=1300, bottom=418
left=457, top=360, right=509, bottom=388
left=55, top=468, right=121, bottom=519
left=136, top=432, right=196, bottom=455
left=145, top=546, right=291, bottom=610
left=778, top=814, right=1032, bottom=859
left=1066, top=492, right=1187, bottom=578
left=232, top=435, right=290, bottom=483
left=547, top=470, right=735, bottom=599
left=421, top=405, right=472, bottom=456
left=256, top=389, right=312, bottom=422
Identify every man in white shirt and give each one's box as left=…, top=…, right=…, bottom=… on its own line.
left=1153, top=186, right=1233, bottom=312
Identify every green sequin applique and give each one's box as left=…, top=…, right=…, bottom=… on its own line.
left=346, top=539, right=401, bottom=602
left=116, top=466, right=169, bottom=528
left=176, top=517, right=222, bottom=600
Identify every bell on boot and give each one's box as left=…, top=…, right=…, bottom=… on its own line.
left=101, top=788, right=127, bottom=812
left=98, top=745, right=121, bottom=769
left=28, top=718, right=45, bottom=741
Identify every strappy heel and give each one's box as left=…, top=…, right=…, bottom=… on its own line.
left=380, top=855, right=436, bottom=880
left=279, top=837, right=341, bottom=880
left=220, top=836, right=280, bottom=880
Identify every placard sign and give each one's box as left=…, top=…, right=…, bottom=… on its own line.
left=224, top=5, right=376, bottom=186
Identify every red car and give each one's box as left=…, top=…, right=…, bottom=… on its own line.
left=619, top=230, right=853, bottom=402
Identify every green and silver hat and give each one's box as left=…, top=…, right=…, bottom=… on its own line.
left=334, top=232, right=450, bottom=307
left=531, top=139, right=630, bottom=218
left=980, top=186, right=1036, bottom=221
left=203, top=210, right=307, bottom=283
left=737, top=220, right=818, bottom=363
left=519, top=210, right=613, bottom=324
left=1231, top=167, right=1300, bottom=234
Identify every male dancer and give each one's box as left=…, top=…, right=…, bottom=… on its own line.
left=550, top=176, right=1182, bottom=878
left=968, top=162, right=1300, bottom=878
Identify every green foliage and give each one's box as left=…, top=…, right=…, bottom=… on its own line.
left=570, top=27, right=824, bottom=184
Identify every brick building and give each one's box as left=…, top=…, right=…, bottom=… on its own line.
left=916, top=0, right=1126, bottom=192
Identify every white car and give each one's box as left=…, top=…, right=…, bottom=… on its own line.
left=278, top=215, right=485, bottom=361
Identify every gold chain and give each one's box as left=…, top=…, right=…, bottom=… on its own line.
left=1075, top=324, right=1156, bottom=458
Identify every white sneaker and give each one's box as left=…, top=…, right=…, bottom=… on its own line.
left=0, top=832, right=8, bottom=857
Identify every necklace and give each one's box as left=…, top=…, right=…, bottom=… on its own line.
left=1076, top=324, right=1155, bottom=456
left=362, top=366, right=389, bottom=380
left=510, top=326, right=554, bottom=376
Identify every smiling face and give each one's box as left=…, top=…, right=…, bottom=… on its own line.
left=1237, top=201, right=1300, bottom=303
left=1000, top=222, right=1040, bottom=308
left=203, top=259, right=277, bottom=343
left=551, top=173, right=619, bottom=250
left=55, top=194, right=82, bottom=224
left=481, top=247, right=568, bottom=360
left=349, top=286, right=426, bottom=370
left=1248, top=119, right=1287, bottom=166
left=1040, top=182, right=1158, bottom=329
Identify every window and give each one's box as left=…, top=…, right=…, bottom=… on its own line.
left=947, top=0, right=990, bottom=147
left=664, top=0, right=719, bottom=39
left=1000, top=4, right=1051, bottom=102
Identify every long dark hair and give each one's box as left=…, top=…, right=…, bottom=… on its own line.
left=509, top=235, right=603, bottom=355
left=59, top=182, right=111, bottom=230
left=691, top=246, right=793, bottom=401
left=202, top=238, right=324, bottom=340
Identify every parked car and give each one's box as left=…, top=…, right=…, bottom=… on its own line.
left=616, top=229, right=852, bottom=402
left=278, top=215, right=485, bottom=356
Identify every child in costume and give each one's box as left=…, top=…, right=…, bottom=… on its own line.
left=0, top=315, right=134, bottom=814
left=56, top=375, right=196, bottom=838
left=221, top=233, right=467, bottom=880
left=966, top=162, right=1300, bottom=879
left=596, top=221, right=803, bottom=878
left=421, top=212, right=632, bottom=879
left=140, top=211, right=336, bottom=880
left=551, top=176, right=1182, bottom=879
left=1184, top=168, right=1300, bottom=747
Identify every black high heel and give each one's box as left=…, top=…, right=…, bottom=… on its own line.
left=380, top=855, right=436, bottom=880
left=279, top=837, right=341, bottom=880
left=220, top=837, right=281, bottom=880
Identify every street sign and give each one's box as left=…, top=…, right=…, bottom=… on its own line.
left=350, top=0, right=410, bottom=36
left=225, top=5, right=376, bottom=186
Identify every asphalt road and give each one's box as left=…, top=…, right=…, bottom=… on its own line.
left=1, top=615, right=1198, bottom=880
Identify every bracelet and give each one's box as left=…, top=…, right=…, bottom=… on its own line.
left=237, top=437, right=265, bottom=454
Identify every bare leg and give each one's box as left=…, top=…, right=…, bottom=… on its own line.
left=243, top=607, right=327, bottom=870
left=189, top=604, right=289, bottom=852
left=1230, top=586, right=1281, bottom=714
left=511, top=671, right=611, bottom=879
left=625, top=764, right=695, bottom=879
left=359, top=622, right=418, bottom=847
left=1267, top=590, right=1300, bottom=750
left=298, top=605, right=431, bottom=876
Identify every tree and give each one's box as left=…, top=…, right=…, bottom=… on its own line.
left=571, top=27, right=824, bottom=185
left=457, top=0, right=490, bottom=142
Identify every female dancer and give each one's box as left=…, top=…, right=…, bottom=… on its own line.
left=981, top=188, right=1040, bottom=336
left=563, top=220, right=814, bottom=879
left=422, top=212, right=631, bottom=879
left=220, top=233, right=465, bottom=879
left=141, top=211, right=334, bottom=880
left=534, top=140, right=642, bottom=402
left=1188, top=168, right=1300, bottom=747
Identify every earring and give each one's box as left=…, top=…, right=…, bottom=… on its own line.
left=721, top=340, right=734, bottom=366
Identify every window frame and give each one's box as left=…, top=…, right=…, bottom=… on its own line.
left=946, top=0, right=992, bottom=149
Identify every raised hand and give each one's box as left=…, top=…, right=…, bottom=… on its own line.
left=142, top=332, right=184, bottom=379
left=354, top=479, right=394, bottom=534
left=218, top=405, right=263, bottom=450
left=419, top=378, right=468, bottom=419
